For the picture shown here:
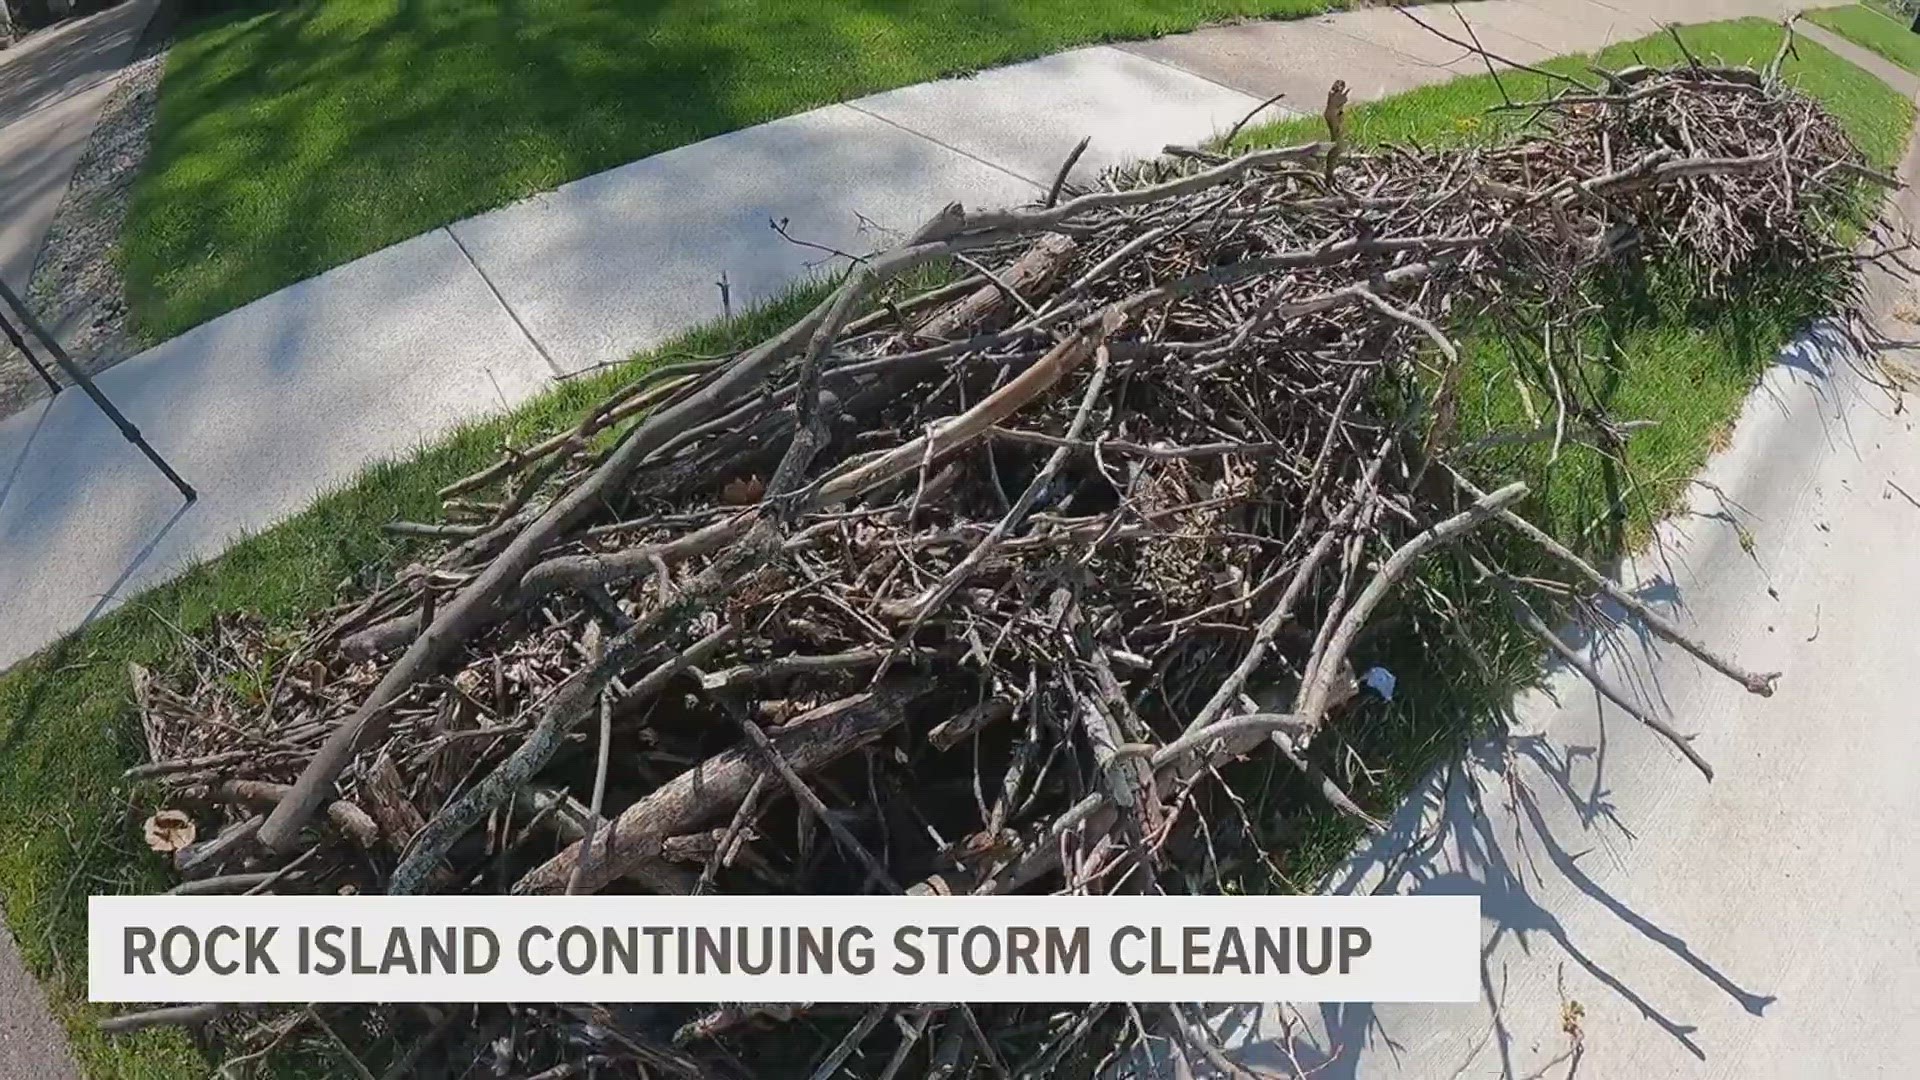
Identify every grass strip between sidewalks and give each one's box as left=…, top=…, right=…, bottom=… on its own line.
left=0, top=17, right=1907, bottom=1077
left=124, top=0, right=1339, bottom=344
left=1808, top=3, right=1920, bottom=75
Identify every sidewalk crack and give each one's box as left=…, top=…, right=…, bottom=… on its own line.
left=839, top=102, right=1049, bottom=189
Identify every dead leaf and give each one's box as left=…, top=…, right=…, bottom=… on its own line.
left=144, top=810, right=197, bottom=853
left=1561, top=997, right=1585, bottom=1039
left=721, top=475, right=765, bottom=505
left=127, top=662, right=153, bottom=709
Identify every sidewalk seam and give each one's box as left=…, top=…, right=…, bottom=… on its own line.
left=1573, top=0, right=1659, bottom=20
left=1507, top=0, right=1654, bottom=47
left=836, top=102, right=1050, bottom=190
left=443, top=225, right=565, bottom=378
left=1112, top=43, right=1290, bottom=109
left=1321, top=22, right=1477, bottom=71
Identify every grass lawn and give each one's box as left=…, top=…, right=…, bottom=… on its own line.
left=1808, top=3, right=1920, bottom=74
left=1850, top=0, right=1912, bottom=29
left=1238, top=16, right=1912, bottom=163
left=2, top=17, right=1907, bottom=1077
left=0, top=289, right=830, bottom=1076
left=1227, top=16, right=1913, bottom=875
left=123, top=0, right=1338, bottom=345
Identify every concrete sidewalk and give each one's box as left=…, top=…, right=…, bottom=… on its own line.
left=1219, top=28, right=1920, bottom=1078
left=1226, top=162, right=1920, bottom=1080
left=0, top=6, right=160, bottom=1078
left=0, top=0, right=1838, bottom=1073
left=0, top=0, right=1819, bottom=675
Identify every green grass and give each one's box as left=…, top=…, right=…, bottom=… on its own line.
left=1234, top=17, right=1908, bottom=536
left=122, top=0, right=1340, bottom=345
left=1237, top=16, right=1912, bottom=166
left=1228, top=247, right=1852, bottom=889
left=0, top=288, right=831, bottom=1077
left=1227, top=17, right=1915, bottom=883
left=3, top=17, right=1909, bottom=1077
left=1808, top=3, right=1920, bottom=75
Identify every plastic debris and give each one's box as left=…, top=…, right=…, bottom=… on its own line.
left=1362, top=666, right=1397, bottom=701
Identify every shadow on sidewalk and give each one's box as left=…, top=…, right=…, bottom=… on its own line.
left=0, top=0, right=150, bottom=128
left=0, top=396, right=51, bottom=512
left=1209, top=315, right=1891, bottom=1078
left=0, top=497, right=188, bottom=760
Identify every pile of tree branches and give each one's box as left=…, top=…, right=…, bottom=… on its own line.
left=117, top=40, right=1895, bottom=1079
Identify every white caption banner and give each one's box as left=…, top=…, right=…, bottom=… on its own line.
left=92, top=894, right=1478, bottom=1003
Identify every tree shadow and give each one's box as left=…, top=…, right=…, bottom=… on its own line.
left=124, top=0, right=1325, bottom=341
left=1222, top=714, right=1779, bottom=1079
left=0, top=0, right=145, bottom=124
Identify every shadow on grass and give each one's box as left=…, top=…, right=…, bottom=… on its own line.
left=122, top=0, right=1331, bottom=343
left=1202, top=257, right=1855, bottom=1076
left=1230, top=255, right=1842, bottom=868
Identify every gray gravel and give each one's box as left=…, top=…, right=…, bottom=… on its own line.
left=0, top=47, right=163, bottom=419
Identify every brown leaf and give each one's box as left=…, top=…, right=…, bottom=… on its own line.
left=143, top=810, right=197, bottom=853
left=127, top=662, right=153, bottom=710
left=720, top=474, right=765, bottom=505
